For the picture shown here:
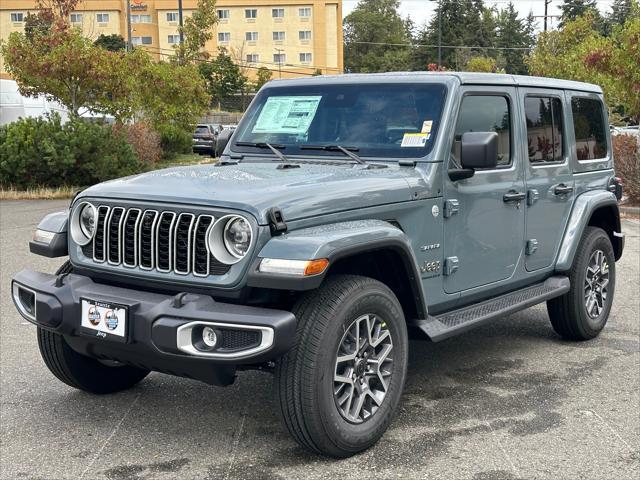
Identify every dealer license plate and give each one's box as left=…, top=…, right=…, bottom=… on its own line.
left=80, top=298, right=128, bottom=342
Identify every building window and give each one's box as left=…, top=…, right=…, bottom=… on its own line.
left=131, top=14, right=151, bottom=23
left=299, top=7, right=312, bottom=17
left=218, top=32, right=231, bottom=42
left=525, top=96, right=564, bottom=163
left=132, top=37, right=142, bottom=45
left=168, top=34, right=181, bottom=44
left=96, top=13, right=110, bottom=23
left=70, top=13, right=83, bottom=23
left=166, top=12, right=178, bottom=22
left=452, top=95, right=512, bottom=167
left=299, top=30, right=311, bottom=41
left=246, top=54, right=259, bottom=63
left=273, top=31, right=285, bottom=41
left=217, top=9, right=229, bottom=20
left=571, top=97, right=608, bottom=160
left=245, top=9, right=257, bottom=19
left=299, top=53, right=312, bottom=63
left=132, top=36, right=152, bottom=45
left=273, top=53, right=286, bottom=64
left=245, top=32, right=258, bottom=42
left=272, top=8, right=285, bottom=18
left=10, top=12, right=24, bottom=23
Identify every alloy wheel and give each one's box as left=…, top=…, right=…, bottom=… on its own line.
left=584, top=249, right=610, bottom=320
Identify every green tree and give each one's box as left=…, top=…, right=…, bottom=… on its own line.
left=173, top=0, right=218, bottom=65
left=559, top=0, right=601, bottom=28
left=343, top=0, right=413, bottom=73
left=255, top=66, right=272, bottom=90
left=23, top=12, right=53, bottom=40
left=465, top=56, right=497, bottom=72
left=604, top=0, right=639, bottom=33
left=94, top=34, right=126, bottom=52
left=495, top=3, right=535, bottom=74
left=199, top=48, right=247, bottom=109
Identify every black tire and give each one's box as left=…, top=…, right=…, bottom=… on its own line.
left=275, top=275, right=408, bottom=458
left=547, top=226, right=616, bottom=340
left=37, top=328, right=150, bottom=394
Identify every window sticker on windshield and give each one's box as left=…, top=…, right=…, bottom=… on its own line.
left=252, top=96, right=322, bottom=134
left=421, top=120, right=433, bottom=133
left=401, top=133, right=429, bottom=147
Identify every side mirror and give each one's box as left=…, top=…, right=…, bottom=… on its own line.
left=215, top=129, right=233, bottom=157
left=460, top=131, right=499, bottom=169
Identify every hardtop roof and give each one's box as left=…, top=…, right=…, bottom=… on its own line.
left=268, top=72, right=602, bottom=94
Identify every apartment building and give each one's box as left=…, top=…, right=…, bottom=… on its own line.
left=0, top=0, right=343, bottom=79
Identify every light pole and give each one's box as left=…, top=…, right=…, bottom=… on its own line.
left=178, top=0, right=184, bottom=44
left=429, top=0, right=442, bottom=68
left=275, top=48, right=284, bottom=78
left=126, top=0, right=133, bottom=51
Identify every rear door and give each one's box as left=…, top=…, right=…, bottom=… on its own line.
left=443, top=87, right=526, bottom=293
left=519, top=89, right=574, bottom=271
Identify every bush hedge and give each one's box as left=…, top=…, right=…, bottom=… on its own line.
left=156, top=124, right=193, bottom=159
left=0, top=114, right=143, bottom=189
left=613, top=134, right=640, bottom=204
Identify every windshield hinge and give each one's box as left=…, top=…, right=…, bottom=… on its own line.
left=268, top=207, right=288, bottom=236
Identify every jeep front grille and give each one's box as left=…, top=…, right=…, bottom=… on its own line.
left=85, top=206, right=230, bottom=277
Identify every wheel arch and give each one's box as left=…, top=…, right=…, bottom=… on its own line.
left=556, top=190, right=623, bottom=272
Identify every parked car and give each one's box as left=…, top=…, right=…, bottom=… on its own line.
left=13, top=73, right=624, bottom=458
left=192, top=124, right=219, bottom=156
left=611, top=125, right=640, bottom=139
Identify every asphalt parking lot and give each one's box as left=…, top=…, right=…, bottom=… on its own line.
left=1, top=199, right=638, bottom=480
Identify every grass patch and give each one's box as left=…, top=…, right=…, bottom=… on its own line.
left=0, top=154, right=216, bottom=200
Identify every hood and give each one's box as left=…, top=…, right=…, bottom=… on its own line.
left=79, top=162, right=420, bottom=224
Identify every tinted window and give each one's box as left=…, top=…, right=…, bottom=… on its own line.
left=195, top=126, right=209, bottom=134
left=525, top=96, right=564, bottom=162
left=571, top=97, right=607, bottom=160
left=452, top=96, right=511, bottom=167
left=233, top=83, right=448, bottom=159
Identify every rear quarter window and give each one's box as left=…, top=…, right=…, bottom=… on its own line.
left=571, top=97, right=607, bottom=160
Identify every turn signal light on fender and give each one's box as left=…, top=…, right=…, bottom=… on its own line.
left=259, top=258, right=330, bottom=276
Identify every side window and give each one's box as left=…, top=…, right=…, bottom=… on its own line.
left=525, top=96, right=564, bottom=162
left=452, top=95, right=511, bottom=167
left=571, top=97, right=607, bottom=160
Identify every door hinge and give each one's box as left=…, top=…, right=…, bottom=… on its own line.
left=526, top=239, right=538, bottom=255
left=444, top=199, right=459, bottom=218
left=443, top=256, right=459, bottom=275
left=527, top=189, right=539, bottom=206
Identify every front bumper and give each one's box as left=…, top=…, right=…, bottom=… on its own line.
left=12, top=269, right=296, bottom=386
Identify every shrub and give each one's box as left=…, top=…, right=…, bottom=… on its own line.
left=156, top=124, right=193, bottom=159
left=0, top=114, right=142, bottom=189
left=113, top=122, right=162, bottom=168
left=613, top=134, right=640, bottom=204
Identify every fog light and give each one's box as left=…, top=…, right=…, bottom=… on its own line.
left=202, top=326, right=218, bottom=348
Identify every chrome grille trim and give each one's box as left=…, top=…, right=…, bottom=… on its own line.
left=173, top=213, right=195, bottom=275
left=86, top=205, right=231, bottom=277
left=192, top=215, right=215, bottom=277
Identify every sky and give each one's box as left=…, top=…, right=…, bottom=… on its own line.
left=342, top=0, right=619, bottom=32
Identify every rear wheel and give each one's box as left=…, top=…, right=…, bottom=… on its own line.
left=275, top=275, right=408, bottom=457
left=547, top=227, right=616, bottom=340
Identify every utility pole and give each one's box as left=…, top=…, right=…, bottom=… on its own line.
left=126, top=0, right=133, bottom=51
left=544, top=0, right=551, bottom=32
left=275, top=48, right=284, bottom=78
left=178, top=0, right=184, bottom=44
left=429, top=0, right=442, bottom=68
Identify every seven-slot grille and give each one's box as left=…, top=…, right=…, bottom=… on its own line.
left=85, top=206, right=229, bottom=276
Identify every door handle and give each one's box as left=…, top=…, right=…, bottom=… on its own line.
left=553, top=184, right=574, bottom=195
left=503, top=190, right=526, bottom=203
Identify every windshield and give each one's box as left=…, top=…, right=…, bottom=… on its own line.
left=232, top=83, right=447, bottom=159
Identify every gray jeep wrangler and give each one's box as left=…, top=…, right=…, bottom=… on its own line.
left=12, top=73, right=624, bottom=458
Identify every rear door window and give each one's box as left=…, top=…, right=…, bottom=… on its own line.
left=571, top=97, right=607, bottom=160
left=525, top=96, right=564, bottom=162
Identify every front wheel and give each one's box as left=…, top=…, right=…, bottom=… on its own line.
left=275, top=275, right=408, bottom=457
left=547, top=226, right=616, bottom=340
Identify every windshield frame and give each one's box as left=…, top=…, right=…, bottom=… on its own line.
left=230, top=81, right=449, bottom=162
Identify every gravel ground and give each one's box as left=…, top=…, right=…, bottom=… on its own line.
left=1, top=199, right=639, bottom=480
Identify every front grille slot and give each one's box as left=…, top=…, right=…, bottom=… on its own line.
left=84, top=205, right=231, bottom=277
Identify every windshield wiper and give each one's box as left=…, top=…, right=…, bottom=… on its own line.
left=300, top=144, right=367, bottom=165
left=235, top=141, right=290, bottom=163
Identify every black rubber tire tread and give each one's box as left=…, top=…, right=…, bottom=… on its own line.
left=275, top=274, right=408, bottom=457
left=37, top=327, right=150, bottom=394
left=547, top=226, right=615, bottom=341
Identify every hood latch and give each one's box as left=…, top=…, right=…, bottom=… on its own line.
left=268, top=207, right=287, bottom=236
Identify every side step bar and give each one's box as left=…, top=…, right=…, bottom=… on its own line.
left=416, top=276, right=570, bottom=342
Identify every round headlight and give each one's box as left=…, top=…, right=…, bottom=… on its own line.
left=70, top=201, right=97, bottom=246
left=223, top=217, right=252, bottom=258
left=207, top=215, right=254, bottom=265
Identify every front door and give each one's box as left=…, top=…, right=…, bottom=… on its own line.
left=443, top=87, right=526, bottom=294
left=519, top=88, right=574, bottom=271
